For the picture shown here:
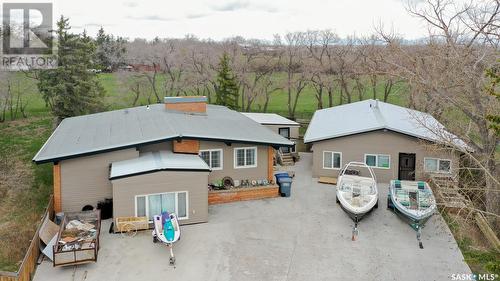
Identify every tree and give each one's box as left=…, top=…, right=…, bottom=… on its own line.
left=379, top=0, right=500, bottom=227
left=37, top=16, right=105, bottom=123
left=214, top=52, right=239, bottom=110
left=485, top=63, right=500, bottom=135
left=95, top=27, right=127, bottom=72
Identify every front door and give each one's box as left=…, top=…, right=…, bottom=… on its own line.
left=279, top=128, right=290, bottom=153
left=398, top=153, right=416, bottom=181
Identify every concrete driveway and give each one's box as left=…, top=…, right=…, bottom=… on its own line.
left=33, top=153, right=470, bottom=281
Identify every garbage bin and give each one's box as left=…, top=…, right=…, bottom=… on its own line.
left=275, top=172, right=289, bottom=183
left=278, top=177, right=292, bottom=197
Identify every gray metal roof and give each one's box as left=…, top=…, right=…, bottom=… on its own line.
left=304, top=99, right=466, bottom=148
left=241, top=113, right=300, bottom=126
left=33, top=104, right=294, bottom=163
left=110, top=150, right=210, bottom=180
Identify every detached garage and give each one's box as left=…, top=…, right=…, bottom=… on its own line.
left=110, top=151, right=211, bottom=226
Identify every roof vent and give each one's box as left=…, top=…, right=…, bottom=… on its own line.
left=164, top=96, right=207, bottom=113
left=370, top=99, right=379, bottom=109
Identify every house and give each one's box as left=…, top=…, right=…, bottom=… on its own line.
left=241, top=112, right=300, bottom=155
left=304, top=99, right=464, bottom=183
left=33, top=97, right=293, bottom=226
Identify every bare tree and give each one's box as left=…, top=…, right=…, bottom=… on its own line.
left=379, top=0, right=500, bottom=226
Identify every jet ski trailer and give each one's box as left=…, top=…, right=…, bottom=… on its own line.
left=336, top=162, right=379, bottom=241
left=388, top=180, right=436, bottom=249
left=152, top=212, right=181, bottom=265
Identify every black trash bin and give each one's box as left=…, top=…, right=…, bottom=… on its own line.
left=278, top=177, right=292, bottom=197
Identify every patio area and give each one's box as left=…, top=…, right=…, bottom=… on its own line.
left=33, top=153, right=470, bottom=281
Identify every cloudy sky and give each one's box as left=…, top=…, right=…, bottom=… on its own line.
left=54, top=0, right=427, bottom=40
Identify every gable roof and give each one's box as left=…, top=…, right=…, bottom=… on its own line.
left=304, top=99, right=466, bottom=148
left=33, top=104, right=293, bottom=164
left=241, top=113, right=300, bottom=126
left=109, top=150, right=210, bottom=180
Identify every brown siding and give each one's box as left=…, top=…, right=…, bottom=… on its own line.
left=173, top=139, right=200, bottom=154
left=60, top=149, right=139, bottom=212
left=53, top=163, right=61, bottom=213
left=311, top=130, right=460, bottom=183
left=111, top=171, right=209, bottom=225
left=199, top=141, right=270, bottom=183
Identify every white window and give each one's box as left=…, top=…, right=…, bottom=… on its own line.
left=234, top=147, right=257, bottom=168
left=323, top=151, right=342, bottom=169
left=365, top=154, right=391, bottom=169
left=135, top=191, right=189, bottom=221
left=199, top=149, right=223, bottom=170
left=424, top=158, right=451, bottom=173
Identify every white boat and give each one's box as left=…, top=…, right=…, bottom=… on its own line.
left=388, top=180, right=436, bottom=249
left=152, top=212, right=181, bottom=265
left=336, top=162, right=378, bottom=240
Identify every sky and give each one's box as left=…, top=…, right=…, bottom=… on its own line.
left=52, top=0, right=427, bottom=41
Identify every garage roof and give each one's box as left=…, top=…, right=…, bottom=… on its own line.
left=33, top=104, right=294, bottom=164
left=304, top=99, right=466, bottom=149
left=241, top=113, right=300, bottom=126
left=109, top=151, right=210, bottom=180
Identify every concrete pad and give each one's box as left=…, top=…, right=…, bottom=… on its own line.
left=33, top=153, right=470, bottom=281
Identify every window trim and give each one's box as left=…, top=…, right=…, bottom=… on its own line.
left=199, top=149, right=223, bottom=170
left=322, top=151, right=342, bottom=170
left=364, top=153, right=391, bottom=169
left=424, top=157, right=452, bottom=174
left=233, top=147, right=258, bottom=169
left=134, top=191, right=189, bottom=222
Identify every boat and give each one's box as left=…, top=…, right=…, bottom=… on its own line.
left=388, top=180, right=436, bottom=249
left=152, top=212, right=181, bottom=265
left=336, top=162, right=379, bottom=240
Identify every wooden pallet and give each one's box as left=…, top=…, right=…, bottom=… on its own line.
left=318, top=177, right=337, bottom=185
left=115, top=216, right=149, bottom=232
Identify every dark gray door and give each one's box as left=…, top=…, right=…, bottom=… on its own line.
left=399, top=153, right=416, bottom=181
left=279, top=128, right=290, bottom=153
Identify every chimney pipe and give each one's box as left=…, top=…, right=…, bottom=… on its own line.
left=164, top=96, right=207, bottom=113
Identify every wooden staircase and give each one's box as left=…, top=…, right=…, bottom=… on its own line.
left=280, top=153, right=295, bottom=166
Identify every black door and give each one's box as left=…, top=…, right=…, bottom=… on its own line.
left=399, top=153, right=416, bottom=180
left=279, top=128, right=290, bottom=153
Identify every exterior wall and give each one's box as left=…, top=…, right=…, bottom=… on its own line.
left=138, top=141, right=172, bottom=154
left=112, top=170, right=209, bottom=225
left=262, top=125, right=300, bottom=141
left=311, top=130, right=460, bottom=183
left=199, top=141, right=271, bottom=183
left=60, top=148, right=139, bottom=212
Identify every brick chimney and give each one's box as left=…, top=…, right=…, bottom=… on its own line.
left=164, top=96, right=207, bottom=113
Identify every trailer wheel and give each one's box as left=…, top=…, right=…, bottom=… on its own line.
left=336, top=196, right=340, bottom=204
left=374, top=200, right=378, bottom=209
left=153, top=236, right=158, bottom=243
left=387, top=196, right=392, bottom=209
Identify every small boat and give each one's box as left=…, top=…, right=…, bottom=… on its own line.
left=152, top=212, right=181, bottom=265
left=388, top=180, right=436, bottom=249
left=336, top=162, right=379, bottom=240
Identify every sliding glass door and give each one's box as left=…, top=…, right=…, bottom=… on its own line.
left=135, top=191, right=188, bottom=221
